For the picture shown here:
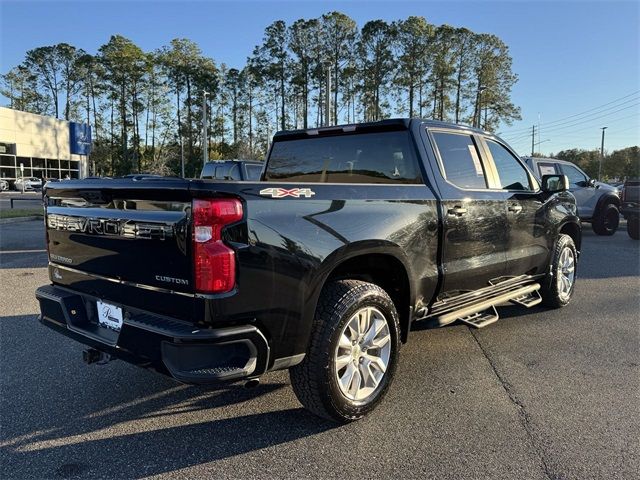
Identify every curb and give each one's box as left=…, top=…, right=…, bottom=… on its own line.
left=0, top=216, right=43, bottom=225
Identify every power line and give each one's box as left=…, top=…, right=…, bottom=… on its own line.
left=532, top=103, right=639, bottom=135
left=499, top=90, right=640, bottom=136
left=503, top=102, right=639, bottom=141
left=506, top=112, right=640, bottom=153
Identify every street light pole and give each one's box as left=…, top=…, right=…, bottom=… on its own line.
left=599, top=126, right=607, bottom=181
left=202, top=91, right=209, bottom=168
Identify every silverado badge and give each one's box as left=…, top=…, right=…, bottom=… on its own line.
left=259, top=187, right=316, bottom=199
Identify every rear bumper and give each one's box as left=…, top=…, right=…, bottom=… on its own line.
left=35, top=285, right=270, bottom=384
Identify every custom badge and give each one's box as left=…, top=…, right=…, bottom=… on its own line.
left=259, top=187, right=316, bottom=199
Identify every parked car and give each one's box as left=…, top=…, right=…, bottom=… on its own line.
left=523, top=157, right=620, bottom=235
left=0, top=179, right=8, bottom=191
left=36, top=119, right=580, bottom=422
left=14, top=177, right=43, bottom=191
left=621, top=178, right=639, bottom=240
left=200, top=160, right=264, bottom=181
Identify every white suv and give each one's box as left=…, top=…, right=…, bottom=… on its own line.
left=523, top=157, right=621, bottom=235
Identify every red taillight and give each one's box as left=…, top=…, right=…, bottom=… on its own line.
left=192, top=198, right=243, bottom=293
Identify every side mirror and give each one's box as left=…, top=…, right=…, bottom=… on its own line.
left=541, top=174, right=569, bottom=193
left=588, top=178, right=597, bottom=187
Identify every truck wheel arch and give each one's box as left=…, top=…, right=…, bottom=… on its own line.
left=594, top=193, right=621, bottom=218
left=305, top=243, right=415, bottom=345
left=559, top=221, right=582, bottom=253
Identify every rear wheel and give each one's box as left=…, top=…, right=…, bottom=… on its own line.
left=627, top=216, right=640, bottom=240
left=540, top=234, right=577, bottom=308
left=592, top=203, right=619, bottom=235
left=289, top=279, right=400, bottom=422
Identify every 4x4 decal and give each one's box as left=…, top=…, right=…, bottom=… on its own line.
left=259, top=187, right=316, bottom=198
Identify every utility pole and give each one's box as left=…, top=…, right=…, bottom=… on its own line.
left=325, top=62, right=332, bottom=127
left=599, top=126, right=607, bottom=181
left=531, top=125, right=536, bottom=156
left=202, top=91, right=209, bottom=168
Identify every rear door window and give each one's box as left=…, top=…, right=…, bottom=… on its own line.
left=265, top=131, right=422, bottom=184
left=431, top=131, right=487, bottom=189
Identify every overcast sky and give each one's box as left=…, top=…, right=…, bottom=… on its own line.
left=1, top=0, right=638, bottom=155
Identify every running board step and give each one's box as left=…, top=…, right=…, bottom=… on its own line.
left=509, top=289, right=542, bottom=308
left=436, top=283, right=541, bottom=327
left=457, top=306, right=499, bottom=328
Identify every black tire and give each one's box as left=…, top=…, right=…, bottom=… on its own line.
left=289, top=279, right=401, bottom=422
left=540, top=234, right=578, bottom=308
left=592, top=203, right=619, bottom=235
left=627, top=217, right=640, bottom=240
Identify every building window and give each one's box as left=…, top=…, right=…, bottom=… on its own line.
left=0, top=155, right=15, bottom=167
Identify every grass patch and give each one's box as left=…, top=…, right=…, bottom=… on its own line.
left=0, top=208, right=44, bottom=219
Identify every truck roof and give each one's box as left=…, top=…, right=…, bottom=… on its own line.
left=272, top=118, right=488, bottom=141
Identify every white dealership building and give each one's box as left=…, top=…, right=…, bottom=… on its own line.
left=0, top=107, right=89, bottom=184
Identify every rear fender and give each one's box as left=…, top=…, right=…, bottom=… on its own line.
left=301, top=241, right=416, bottom=346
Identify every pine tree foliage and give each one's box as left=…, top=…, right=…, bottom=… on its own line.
left=1, top=13, right=524, bottom=176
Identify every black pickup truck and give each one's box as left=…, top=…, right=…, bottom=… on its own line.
left=36, top=119, right=581, bottom=422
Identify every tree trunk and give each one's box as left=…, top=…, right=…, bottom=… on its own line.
left=91, top=81, right=99, bottom=139
left=186, top=77, right=193, bottom=165
left=333, top=62, right=339, bottom=124
left=303, top=72, right=308, bottom=129
left=280, top=70, right=286, bottom=131
left=248, top=81, right=253, bottom=156
left=409, top=79, right=414, bottom=118
left=110, top=97, right=115, bottom=175
left=121, top=79, right=127, bottom=168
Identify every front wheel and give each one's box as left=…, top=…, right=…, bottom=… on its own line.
left=289, top=280, right=401, bottom=422
left=592, top=203, right=619, bottom=235
left=627, top=216, right=640, bottom=240
left=540, top=234, right=578, bottom=308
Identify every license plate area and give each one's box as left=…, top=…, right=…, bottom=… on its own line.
left=96, top=300, right=124, bottom=332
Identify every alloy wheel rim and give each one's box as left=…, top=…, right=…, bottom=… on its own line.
left=557, top=247, right=575, bottom=300
left=334, top=306, right=391, bottom=401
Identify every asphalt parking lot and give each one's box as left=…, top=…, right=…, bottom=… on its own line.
left=0, top=191, right=43, bottom=212
left=0, top=219, right=638, bottom=479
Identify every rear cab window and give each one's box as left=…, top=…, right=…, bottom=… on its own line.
left=537, top=162, right=558, bottom=177
left=265, top=131, right=422, bottom=184
left=430, top=131, right=488, bottom=189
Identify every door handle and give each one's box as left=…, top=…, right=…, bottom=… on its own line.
left=508, top=204, right=523, bottom=213
left=447, top=206, right=468, bottom=217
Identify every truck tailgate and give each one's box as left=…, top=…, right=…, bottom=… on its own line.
left=45, top=179, right=194, bottom=296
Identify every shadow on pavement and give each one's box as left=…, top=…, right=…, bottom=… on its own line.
left=0, top=314, right=337, bottom=479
